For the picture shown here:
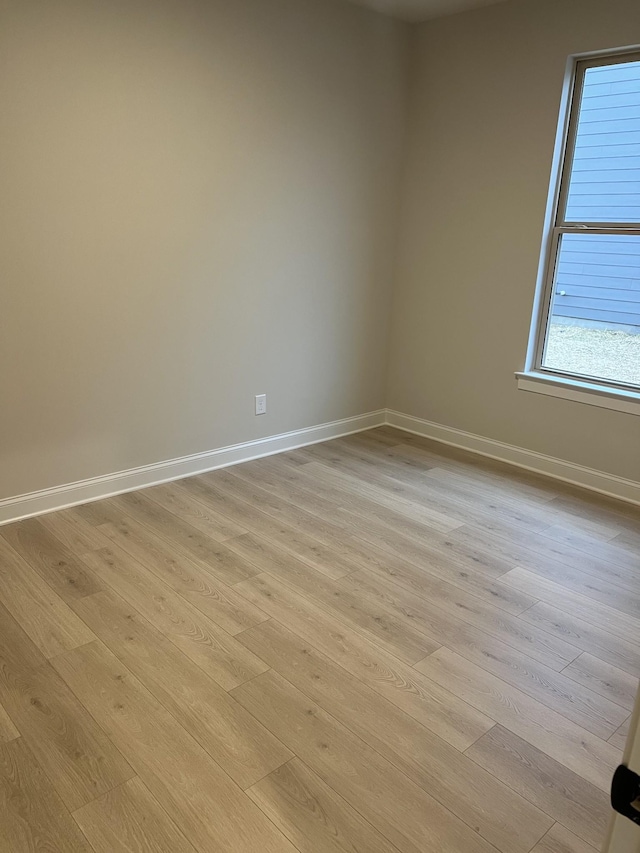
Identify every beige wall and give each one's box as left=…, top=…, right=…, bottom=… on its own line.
left=387, top=0, right=640, bottom=482
left=4, top=0, right=639, bottom=504
left=0, top=0, right=407, bottom=499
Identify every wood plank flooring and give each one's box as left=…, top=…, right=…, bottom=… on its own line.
left=0, top=426, right=638, bottom=852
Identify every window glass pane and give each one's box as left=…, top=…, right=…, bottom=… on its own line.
left=565, top=60, right=640, bottom=223
left=542, top=232, right=640, bottom=386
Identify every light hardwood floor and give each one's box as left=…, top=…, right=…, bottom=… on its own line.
left=0, top=427, right=638, bottom=852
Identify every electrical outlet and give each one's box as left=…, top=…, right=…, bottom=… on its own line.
left=255, top=394, right=267, bottom=415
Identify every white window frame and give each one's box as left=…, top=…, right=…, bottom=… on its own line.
left=517, top=47, right=640, bottom=416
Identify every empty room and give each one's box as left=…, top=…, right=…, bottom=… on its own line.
left=1, top=0, right=640, bottom=851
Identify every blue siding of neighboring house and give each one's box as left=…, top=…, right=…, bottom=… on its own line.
left=552, top=61, right=640, bottom=329
left=553, top=234, right=640, bottom=327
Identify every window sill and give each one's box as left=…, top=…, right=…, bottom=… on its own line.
left=515, top=371, right=640, bottom=416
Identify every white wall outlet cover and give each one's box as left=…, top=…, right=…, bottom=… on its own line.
left=255, top=394, right=267, bottom=415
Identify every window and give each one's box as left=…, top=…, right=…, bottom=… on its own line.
left=520, top=51, right=640, bottom=412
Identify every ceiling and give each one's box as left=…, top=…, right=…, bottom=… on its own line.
left=344, top=0, right=509, bottom=22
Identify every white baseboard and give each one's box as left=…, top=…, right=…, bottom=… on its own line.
left=0, top=410, right=386, bottom=527
left=386, top=409, right=640, bottom=507
left=3, top=406, right=637, bottom=526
